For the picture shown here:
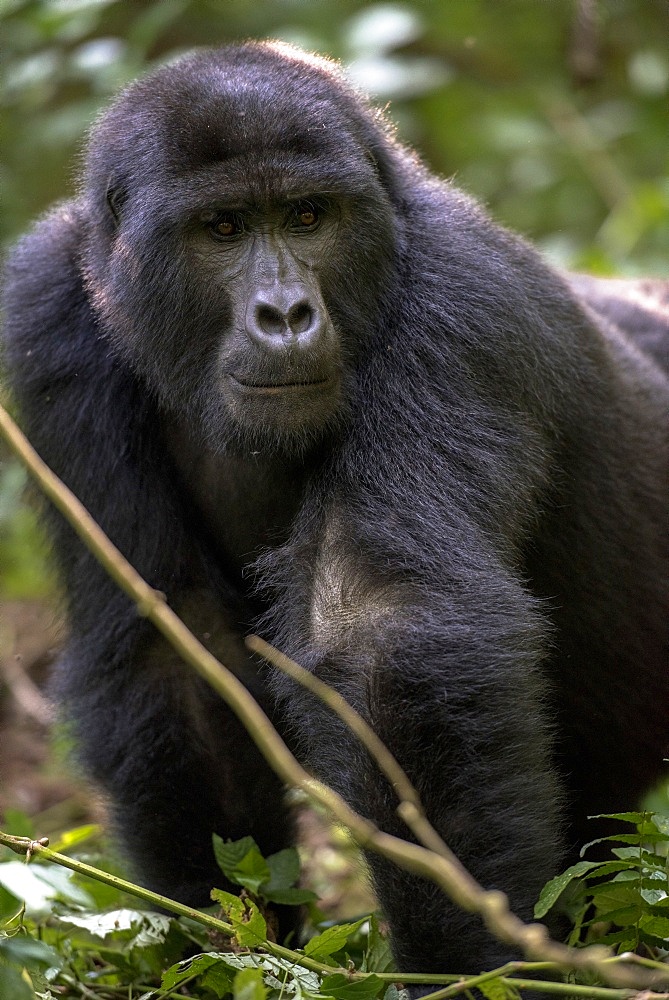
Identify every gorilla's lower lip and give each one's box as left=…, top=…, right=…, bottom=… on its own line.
left=230, top=376, right=331, bottom=392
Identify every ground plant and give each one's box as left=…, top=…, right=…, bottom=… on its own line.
left=1, top=813, right=669, bottom=999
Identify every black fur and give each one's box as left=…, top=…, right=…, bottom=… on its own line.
left=3, top=41, right=668, bottom=983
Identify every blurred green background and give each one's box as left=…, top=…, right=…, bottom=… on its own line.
left=1, top=0, right=668, bottom=599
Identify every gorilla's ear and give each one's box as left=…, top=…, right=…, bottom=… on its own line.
left=105, top=178, right=127, bottom=227
left=362, top=125, right=407, bottom=205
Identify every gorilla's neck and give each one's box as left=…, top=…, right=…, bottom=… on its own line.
left=163, top=416, right=318, bottom=581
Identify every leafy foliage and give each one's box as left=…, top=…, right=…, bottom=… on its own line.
left=536, top=811, right=669, bottom=956
left=0, top=826, right=401, bottom=1000
left=213, top=834, right=317, bottom=906
left=2, top=815, right=669, bottom=998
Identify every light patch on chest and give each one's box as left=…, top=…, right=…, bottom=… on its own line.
left=309, top=520, right=400, bottom=648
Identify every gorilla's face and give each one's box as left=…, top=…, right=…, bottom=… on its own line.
left=178, top=193, right=346, bottom=444
left=83, top=44, right=397, bottom=453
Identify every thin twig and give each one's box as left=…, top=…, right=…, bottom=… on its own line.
left=0, top=651, right=52, bottom=725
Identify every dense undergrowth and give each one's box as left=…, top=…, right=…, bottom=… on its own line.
left=1, top=810, right=668, bottom=999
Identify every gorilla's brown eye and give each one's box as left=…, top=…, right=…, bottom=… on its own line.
left=293, top=203, right=319, bottom=229
left=211, top=214, right=242, bottom=239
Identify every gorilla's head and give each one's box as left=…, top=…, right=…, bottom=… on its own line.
left=82, top=43, right=401, bottom=453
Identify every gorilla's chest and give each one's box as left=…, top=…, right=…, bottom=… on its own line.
left=165, top=421, right=310, bottom=576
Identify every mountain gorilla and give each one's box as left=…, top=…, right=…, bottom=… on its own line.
left=3, top=41, right=668, bottom=986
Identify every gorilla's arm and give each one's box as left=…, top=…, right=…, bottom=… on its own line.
left=3, top=207, right=294, bottom=903
left=265, top=506, right=562, bottom=974
left=4, top=208, right=184, bottom=611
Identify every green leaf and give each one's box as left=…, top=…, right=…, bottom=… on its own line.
left=48, top=823, right=102, bottom=853
left=595, top=928, right=638, bottom=950
left=234, top=904, right=268, bottom=948
left=201, top=960, right=237, bottom=999
left=260, top=847, right=318, bottom=906
left=163, top=951, right=267, bottom=996
left=651, top=896, right=669, bottom=910
left=480, top=976, right=522, bottom=999
left=580, top=860, right=636, bottom=879
left=0, top=966, right=35, bottom=1000
left=588, top=811, right=649, bottom=824
left=652, top=814, right=669, bottom=836
left=362, top=914, right=395, bottom=974
left=580, top=834, right=643, bottom=855
left=212, top=844, right=319, bottom=905
left=610, top=845, right=664, bottom=861
left=320, top=973, right=384, bottom=1000
left=209, top=951, right=324, bottom=994
left=264, top=847, right=301, bottom=891
left=593, top=905, right=641, bottom=928
left=304, top=918, right=368, bottom=960
left=162, top=953, right=224, bottom=991
left=213, top=835, right=271, bottom=894
left=533, top=861, right=601, bottom=918
left=609, top=869, right=643, bottom=882
left=210, top=886, right=240, bottom=909
left=639, top=914, right=669, bottom=939
left=591, top=881, right=641, bottom=905
left=0, top=880, right=21, bottom=919
left=641, top=887, right=668, bottom=905
left=0, top=934, right=62, bottom=970
left=213, top=834, right=257, bottom=872
left=593, top=902, right=636, bottom=929
left=234, top=966, right=268, bottom=1000
left=210, top=888, right=268, bottom=947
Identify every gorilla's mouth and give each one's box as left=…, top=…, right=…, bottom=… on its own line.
left=230, top=376, right=331, bottom=392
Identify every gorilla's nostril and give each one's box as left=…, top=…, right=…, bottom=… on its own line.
left=256, top=303, right=287, bottom=337
left=288, top=301, right=313, bottom=335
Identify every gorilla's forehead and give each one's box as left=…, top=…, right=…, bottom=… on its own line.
left=149, top=86, right=380, bottom=203
left=158, top=84, right=363, bottom=172
left=162, top=148, right=380, bottom=210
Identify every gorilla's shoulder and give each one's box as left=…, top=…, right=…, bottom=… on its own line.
left=2, top=201, right=102, bottom=381
left=569, top=273, right=669, bottom=374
